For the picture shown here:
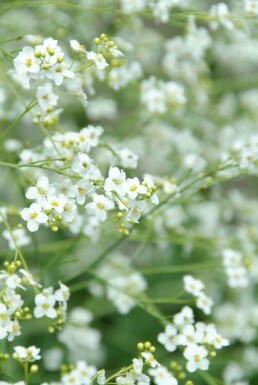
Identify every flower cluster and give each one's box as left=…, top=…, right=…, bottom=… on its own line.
left=58, top=307, right=102, bottom=363
left=183, top=275, right=214, bottom=315
left=140, top=77, right=186, bottom=114
left=158, top=306, right=229, bottom=373
left=0, top=261, right=69, bottom=340
left=20, top=126, right=159, bottom=239
left=222, top=249, right=250, bottom=288
left=14, top=38, right=74, bottom=88
left=89, top=253, right=147, bottom=314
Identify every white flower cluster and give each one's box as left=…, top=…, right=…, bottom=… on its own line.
left=89, top=254, right=147, bottom=314
left=107, top=61, right=143, bottom=91
left=119, top=0, right=188, bottom=23
left=163, top=17, right=211, bottom=84
left=61, top=361, right=97, bottom=385
left=20, top=125, right=158, bottom=238
left=215, top=301, right=258, bottom=344
left=115, top=350, right=159, bottom=385
left=58, top=307, right=102, bottom=363
left=14, top=38, right=74, bottom=88
left=13, top=345, right=41, bottom=362
left=149, top=365, right=178, bottom=385
left=2, top=227, right=31, bottom=250
left=222, top=249, right=249, bottom=288
left=140, top=77, right=186, bottom=114
left=183, top=275, right=214, bottom=315
left=0, top=261, right=69, bottom=340
left=158, top=306, right=229, bottom=373
left=0, top=263, right=40, bottom=341
left=210, top=3, right=234, bottom=31
left=34, top=282, right=70, bottom=322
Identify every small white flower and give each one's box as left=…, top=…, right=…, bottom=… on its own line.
left=118, top=148, right=138, bottom=169
left=71, top=153, right=94, bottom=177
left=173, top=306, right=194, bottom=327
left=14, top=47, right=40, bottom=75
left=2, top=228, right=31, bottom=250
left=124, top=177, right=147, bottom=199
left=69, top=179, right=95, bottom=205
left=127, top=199, right=144, bottom=224
left=183, top=344, right=209, bottom=373
left=183, top=275, right=205, bottom=297
left=34, top=291, right=57, bottom=319
left=149, top=366, right=178, bottom=385
left=47, top=193, right=67, bottom=214
left=77, top=125, right=104, bottom=152
left=70, top=39, right=86, bottom=53
left=87, top=51, right=109, bottom=70
left=14, top=345, right=41, bottom=362
left=55, top=282, right=70, bottom=302
left=158, top=325, right=178, bottom=352
left=141, top=352, right=160, bottom=368
left=36, top=82, right=58, bottom=110
left=210, top=3, right=234, bottom=30
left=86, top=194, right=115, bottom=222
left=21, top=203, right=48, bottom=232
left=97, top=369, right=106, bottom=385
left=25, top=176, right=54, bottom=202
left=196, top=292, right=213, bottom=315
left=104, top=167, right=126, bottom=197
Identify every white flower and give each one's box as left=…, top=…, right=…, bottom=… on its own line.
left=21, top=203, right=48, bottom=232
left=226, top=266, right=249, bottom=288
left=141, top=352, right=160, bottom=368
left=14, top=345, right=41, bottom=362
left=77, top=125, right=104, bottom=152
left=183, top=275, right=204, bottom=297
left=158, top=325, right=178, bottom=352
left=69, top=179, right=95, bottom=205
left=104, top=167, right=126, bottom=197
left=97, top=369, right=106, bottom=385
left=210, top=3, right=234, bottom=30
left=196, top=292, right=213, bottom=315
left=86, top=194, right=115, bottom=222
left=34, top=291, right=57, bottom=319
left=183, top=344, right=209, bottom=372
left=205, top=329, right=229, bottom=349
left=71, top=153, right=94, bottom=177
left=87, top=51, right=109, bottom=70
left=47, top=193, right=67, bottom=213
left=36, top=82, right=58, bottom=110
left=124, top=178, right=147, bottom=199
left=118, top=148, right=138, bottom=169
left=126, top=199, right=144, bottom=224
left=25, top=176, right=54, bottom=202
left=2, top=228, right=31, bottom=250
left=70, top=39, right=86, bottom=53
left=163, top=81, right=186, bottom=107
left=173, top=306, right=194, bottom=327
left=132, top=358, right=150, bottom=383
left=55, top=282, right=70, bottom=303
left=177, top=324, right=202, bottom=346
left=222, top=249, right=243, bottom=268
left=116, top=373, right=135, bottom=385
left=14, top=47, right=40, bottom=74
left=75, top=360, right=97, bottom=383
left=149, top=366, right=178, bottom=385
left=143, top=175, right=159, bottom=205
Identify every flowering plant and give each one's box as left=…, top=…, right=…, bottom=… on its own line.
left=0, top=1, right=258, bottom=385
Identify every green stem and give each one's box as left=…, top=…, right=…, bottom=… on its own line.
left=0, top=99, right=37, bottom=142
